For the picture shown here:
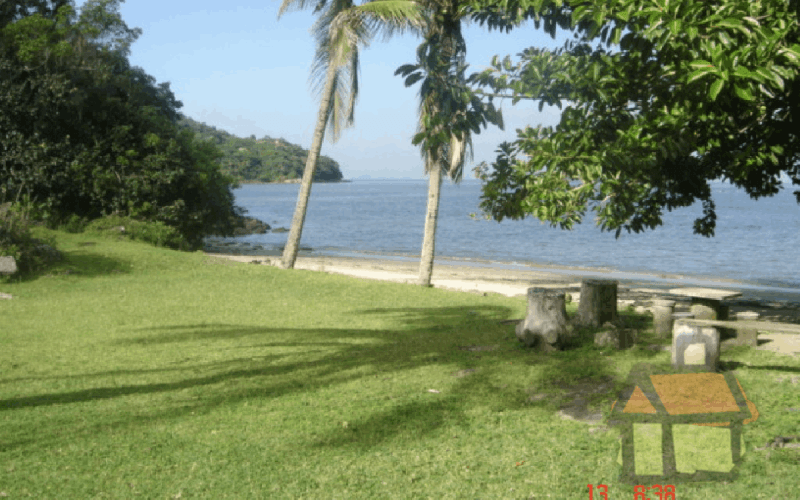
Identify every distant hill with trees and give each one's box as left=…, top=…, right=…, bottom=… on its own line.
left=178, top=117, right=344, bottom=184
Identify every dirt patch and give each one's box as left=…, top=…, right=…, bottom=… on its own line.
left=527, top=376, right=619, bottom=432
left=457, top=345, right=500, bottom=352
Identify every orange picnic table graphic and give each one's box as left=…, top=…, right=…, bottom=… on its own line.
left=608, top=364, right=759, bottom=484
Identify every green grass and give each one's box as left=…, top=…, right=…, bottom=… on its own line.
left=1, top=228, right=799, bottom=499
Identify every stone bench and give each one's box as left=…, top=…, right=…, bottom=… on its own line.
left=681, top=317, right=800, bottom=335
left=671, top=314, right=800, bottom=371
left=661, top=287, right=743, bottom=342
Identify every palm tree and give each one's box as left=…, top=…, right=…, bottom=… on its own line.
left=277, top=0, right=426, bottom=269
left=396, top=3, right=503, bottom=286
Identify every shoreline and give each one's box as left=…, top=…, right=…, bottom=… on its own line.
left=201, top=250, right=800, bottom=306
left=236, top=179, right=349, bottom=185
left=201, top=239, right=800, bottom=296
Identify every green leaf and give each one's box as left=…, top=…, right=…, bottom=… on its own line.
left=572, top=5, right=590, bottom=26
left=734, top=85, right=754, bottom=101
left=689, top=60, right=714, bottom=69
left=715, top=18, right=749, bottom=36
left=717, top=31, right=733, bottom=46
left=742, top=16, right=760, bottom=27
left=708, top=78, right=725, bottom=101
left=779, top=44, right=800, bottom=64
left=610, top=26, right=622, bottom=45
left=687, top=67, right=715, bottom=84
left=752, top=67, right=773, bottom=84
left=394, top=64, right=418, bottom=76
left=593, top=9, right=605, bottom=30
left=403, top=73, right=424, bottom=87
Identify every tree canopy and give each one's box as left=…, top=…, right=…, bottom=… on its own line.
left=0, top=0, right=245, bottom=249
left=178, top=117, right=344, bottom=184
left=465, top=0, right=800, bottom=237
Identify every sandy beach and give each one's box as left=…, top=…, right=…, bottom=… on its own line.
left=202, top=251, right=800, bottom=302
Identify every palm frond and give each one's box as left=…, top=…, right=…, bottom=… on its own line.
left=346, top=48, right=359, bottom=126
left=446, top=131, right=473, bottom=183
left=354, top=0, right=428, bottom=40
left=448, top=133, right=464, bottom=177
left=307, top=0, right=368, bottom=142
left=295, top=0, right=429, bottom=144
left=277, top=0, right=329, bottom=18
left=324, top=69, right=343, bottom=138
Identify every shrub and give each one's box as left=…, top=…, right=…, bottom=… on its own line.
left=59, top=213, right=90, bottom=234
left=0, top=202, right=61, bottom=281
left=84, top=214, right=190, bottom=250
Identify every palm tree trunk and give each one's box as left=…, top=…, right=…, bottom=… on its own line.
left=417, top=161, right=442, bottom=286
left=279, top=63, right=339, bottom=270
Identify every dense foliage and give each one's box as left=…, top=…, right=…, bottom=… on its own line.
left=0, top=0, right=246, bottom=251
left=461, top=0, right=800, bottom=237
left=178, top=117, right=344, bottom=184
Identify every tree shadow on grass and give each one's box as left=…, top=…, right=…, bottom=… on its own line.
left=6, top=249, right=133, bottom=283
left=117, top=323, right=300, bottom=345
left=0, top=307, right=647, bottom=430
left=6, top=304, right=797, bottom=454
left=1, top=305, right=518, bottom=446
left=717, top=360, right=800, bottom=374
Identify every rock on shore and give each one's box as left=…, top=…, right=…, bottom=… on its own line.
left=202, top=238, right=313, bottom=255
left=231, top=216, right=271, bottom=236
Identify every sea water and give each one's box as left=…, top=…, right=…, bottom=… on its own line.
left=216, top=179, right=800, bottom=292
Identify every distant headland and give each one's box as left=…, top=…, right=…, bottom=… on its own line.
left=178, top=117, right=344, bottom=184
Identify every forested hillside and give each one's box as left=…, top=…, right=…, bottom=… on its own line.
left=178, top=118, right=344, bottom=184
left=1, top=1, right=245, bottom=251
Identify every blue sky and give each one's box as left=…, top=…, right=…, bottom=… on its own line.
left=72, top=0, right=571, bottom=180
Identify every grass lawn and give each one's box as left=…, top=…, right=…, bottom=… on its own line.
left=1, top=227, right=799, bottom=499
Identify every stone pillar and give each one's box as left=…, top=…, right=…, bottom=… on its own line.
left=734, top=311, right=760, bottom=348
left=671, top=317, right=720, bottom=372
left=652, top=299, right=676, bottom=339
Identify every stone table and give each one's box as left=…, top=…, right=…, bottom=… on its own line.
left=669, top=287, right=742, bottom=341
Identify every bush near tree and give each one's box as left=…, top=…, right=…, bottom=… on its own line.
left=0, top=201, right=62, bottom=280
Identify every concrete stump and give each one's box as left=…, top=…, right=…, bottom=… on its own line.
left=574, top=279, right=618, bottom=327
left=733, top=311, right=760, bottom=348
left=652, top=299, right=676, bottom=338
left=672, top=319, right=720, bottom=372
left=516, top=288, right=570, bottom=352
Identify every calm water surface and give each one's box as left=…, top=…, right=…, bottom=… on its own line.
left=215, top=180, right=800, bottom=291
